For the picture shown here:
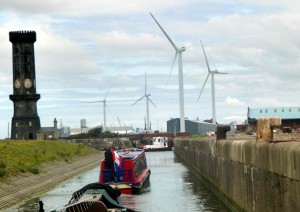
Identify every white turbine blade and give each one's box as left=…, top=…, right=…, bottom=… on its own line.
left=148, top=98, right=157, bottom=108
left=150, top=12, right=178, bottom=50
left=145, top=72, right=147, bottom=95
left=164, top=52, right=178, bottom=93
left=131, top=96, right=145, bottom=106
left=215, top=70, right=228, bottom=74
left=104, top=85, right=111, bottom=100
left=83, top=101, right=102, bottom=103
left=197, top=73, right=210, bottom=102
left=200, top=40, right=211, bottom=73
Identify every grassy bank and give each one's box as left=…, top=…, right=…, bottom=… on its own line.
left=0, top=140, right=99, bottom=179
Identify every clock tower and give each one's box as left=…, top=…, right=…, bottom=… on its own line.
left=9, top=31, right=41, bottom=139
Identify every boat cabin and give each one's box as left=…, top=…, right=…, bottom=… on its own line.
left=144, top=136, right=168, bottom=149
left=99, top=148, right=150, bottom=194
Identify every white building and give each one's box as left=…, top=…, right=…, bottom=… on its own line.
left=107, top=126, right=134, bottom=134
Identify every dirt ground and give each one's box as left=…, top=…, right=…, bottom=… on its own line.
left=227, top=131, right=300, bottom=142
left=0, top=152, right=103, bottom=210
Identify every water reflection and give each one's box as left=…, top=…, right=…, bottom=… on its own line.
left=117, top=152, right=230, bottom=212
left=8, top=151, right=231, bottom=212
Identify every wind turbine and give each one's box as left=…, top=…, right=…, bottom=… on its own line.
left=85, top=86, right=111, bottom=132
left=150, top=12, right=186, bottom=132
left=131, top=72, right=157, bottom=131
left=197, top=41, right=228, bottom=125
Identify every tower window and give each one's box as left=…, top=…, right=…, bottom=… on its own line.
left=29, top=121, right=32, bottom=126
left=16, top=122, right=18, bottom=127
left=289, top=109, right=292, bottom=112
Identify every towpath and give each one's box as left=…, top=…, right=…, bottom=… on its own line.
left=0, top=152, right=103, bottom=210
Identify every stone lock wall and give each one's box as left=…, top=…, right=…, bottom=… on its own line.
left=174, top=137, right=300, bottom=211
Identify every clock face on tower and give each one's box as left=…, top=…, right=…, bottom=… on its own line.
left=14, top=79, right=21, bottom=89
left=24, top=79, right=32, bottom=88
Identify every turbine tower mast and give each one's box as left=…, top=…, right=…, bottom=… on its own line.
left=102, top=86, right=111, bottom=132
left=84, top=86, right=111, bottom=132
left=150, top=12, right=186, bottom=132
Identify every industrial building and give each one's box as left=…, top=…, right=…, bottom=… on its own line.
left=167, top=118, right=217, bottom=135
left=36, top=118, right=59, bottom=140
left=106, top=126, right=134, bottom=134
left=247, top=107, right=300, bottom=130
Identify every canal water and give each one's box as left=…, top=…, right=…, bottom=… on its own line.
left=8, top=151, right=231, bottom=211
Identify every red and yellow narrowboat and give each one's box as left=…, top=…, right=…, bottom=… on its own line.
left=99, top=148, right=151, bottom=194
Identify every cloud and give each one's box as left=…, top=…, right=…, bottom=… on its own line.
left=224, top=96, right=247, bottom=107
left=0, top=0, right=194, bottom=16
left=252, top=98, right=289, bottom=107
left=1, top=1, right=300, bottom=138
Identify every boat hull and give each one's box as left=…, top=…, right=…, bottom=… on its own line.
left=144, top=146, right=173, bottom=152
left=109, top=169, right=151, bottom=194
left=99, top=148, right=151, bottom=195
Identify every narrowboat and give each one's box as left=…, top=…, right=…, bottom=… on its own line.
left=99, top=148, right=151, bottom=194
left=142, top=137, right=173, bottom=152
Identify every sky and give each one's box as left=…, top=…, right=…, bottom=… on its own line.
left=1, top=1, right=300, bottom=138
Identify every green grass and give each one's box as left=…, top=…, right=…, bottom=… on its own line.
left=0, top=140, right=98, bottom=179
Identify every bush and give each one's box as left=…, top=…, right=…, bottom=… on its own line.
left=28, top=167, right=39, bottom=175
left=0, top=169, right=6, bottom=178
left=0, top=161, right=6, bottom=169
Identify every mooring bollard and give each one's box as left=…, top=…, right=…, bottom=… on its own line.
left=217, top=125, right=231, bottom=140
left=256, top=117, right=281, bottom=142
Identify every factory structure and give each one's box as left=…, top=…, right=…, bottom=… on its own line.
left=247, top=107, right=300, bottom=130
left=58, top=119, right=134, bottom=137
left=167, top=118, right=217, bottom=135
left=167, top=106, right=300, bottom=135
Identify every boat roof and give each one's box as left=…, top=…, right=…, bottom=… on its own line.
left=115, top=148, right=144, bottom=159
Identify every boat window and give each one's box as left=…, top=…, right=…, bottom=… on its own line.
left=134, top=154, right=147, bottom=179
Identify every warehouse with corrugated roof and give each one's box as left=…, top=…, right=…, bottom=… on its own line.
left=247, top=107, right=300, bottom=130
